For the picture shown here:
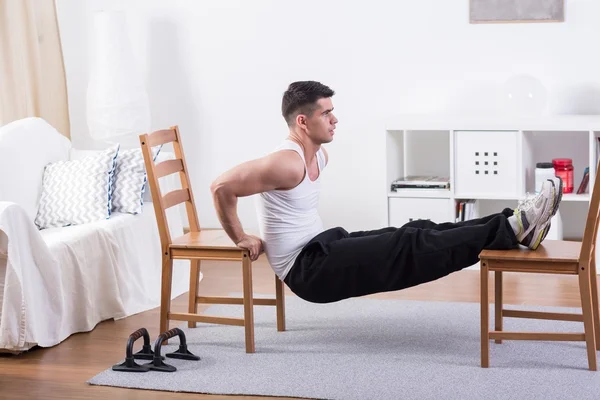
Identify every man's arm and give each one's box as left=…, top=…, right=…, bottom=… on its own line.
left=210, top=150, right=304, bottom=259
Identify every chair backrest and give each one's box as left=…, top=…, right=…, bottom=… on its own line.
left=579, top=160, right=600, bottom=265
left=139, top=126, right=200, bottom=252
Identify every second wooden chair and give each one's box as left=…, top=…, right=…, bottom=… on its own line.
left=480, top=170, right=600, bottom=370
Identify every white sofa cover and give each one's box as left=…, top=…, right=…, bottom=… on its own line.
left=0, top=117, right=191, bottom=352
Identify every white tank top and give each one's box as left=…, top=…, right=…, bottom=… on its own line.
left=255, top=139, right=326, bottom=280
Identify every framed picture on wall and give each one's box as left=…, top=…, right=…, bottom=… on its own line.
left=470, top=0, right=565, bottom=24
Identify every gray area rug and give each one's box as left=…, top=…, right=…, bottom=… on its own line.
left=88, top=295, right=600, bottom=399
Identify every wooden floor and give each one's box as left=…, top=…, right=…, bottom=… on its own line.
left=0, top=257, right=595, bottom=400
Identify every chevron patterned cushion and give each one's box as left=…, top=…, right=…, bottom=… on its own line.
left=34, top=145, right=120, bottom=229
left=111, top=145, right=162, bottom=214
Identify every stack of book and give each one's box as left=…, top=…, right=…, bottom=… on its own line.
left=391, top=175, right=450, bottom=191
left=456, top=199, right=476, bottom=222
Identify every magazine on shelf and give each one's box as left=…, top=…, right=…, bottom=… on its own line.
left=577, top=166, right=590, bottom=194
left=391, top=175, right=450, bottom=190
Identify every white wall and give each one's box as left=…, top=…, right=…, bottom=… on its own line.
left=55, top=0, right=600, bottom=232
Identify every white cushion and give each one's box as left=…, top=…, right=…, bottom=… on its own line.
left=111, top=145, right=162, bottom=214
left=34, top=145, right=120, bottom=229
left=0, top=118, right=71, bottom=222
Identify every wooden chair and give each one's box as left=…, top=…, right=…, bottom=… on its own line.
left=139, top=125, right=286, bottom=353
left=479, top=170, right=600, bottom=370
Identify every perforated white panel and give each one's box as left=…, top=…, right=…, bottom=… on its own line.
left=454, top=130, right=520, bottom=197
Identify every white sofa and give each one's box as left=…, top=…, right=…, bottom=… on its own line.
left=0, top=117, right=191, bottom=352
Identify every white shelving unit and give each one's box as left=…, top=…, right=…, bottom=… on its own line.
left=385, top=115, right=600, bottom=270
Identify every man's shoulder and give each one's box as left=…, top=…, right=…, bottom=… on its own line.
left=261, top=150, right=305, bottom=187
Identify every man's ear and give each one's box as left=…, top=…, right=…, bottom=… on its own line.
left=296, top=114, right=307, bottom=130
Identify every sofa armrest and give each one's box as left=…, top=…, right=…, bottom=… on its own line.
left=0, top=201, right=16, bottom=215
left=0, top=200, right=66, bottom=350
left=0, top=201, right=27, bottom=225
left=0, top=201, right=44, bottom=252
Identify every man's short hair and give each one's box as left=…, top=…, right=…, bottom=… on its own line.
left=281, top=81, right=335, bottom=126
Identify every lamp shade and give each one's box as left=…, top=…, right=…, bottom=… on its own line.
left=86, top=10, right=150, bottom=147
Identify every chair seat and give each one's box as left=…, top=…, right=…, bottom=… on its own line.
left=170, top=229, right=241, bottom=250
left=480, top=240, right=581, bottom=263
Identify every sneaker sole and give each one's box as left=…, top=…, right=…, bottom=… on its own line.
left=542, top=178, right=562, bottom=228
left=538, top=180, right=558, bottom=229
left=529, top=221, right=551, bottom=250
left=552, top=178, right=563, bottom=216
left=540, top=178, right=562, bottom=225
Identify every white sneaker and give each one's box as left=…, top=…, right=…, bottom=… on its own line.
left=516, top=178, right=563, bottom=250
left=513, top=179, right=555, bottom=244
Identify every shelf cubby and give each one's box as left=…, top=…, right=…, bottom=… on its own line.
left=386, top=129, right=451, bottom=198
left=522, top=130, right=590, bottom=196
left=385, top=115, right=600, bottom=248
left=556, top=202, right=589, bottom=241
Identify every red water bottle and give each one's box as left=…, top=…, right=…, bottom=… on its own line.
left=552, top=158, right=574, bottom=193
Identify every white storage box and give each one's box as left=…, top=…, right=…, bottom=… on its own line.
left=454, top=130, right=520, bottom=198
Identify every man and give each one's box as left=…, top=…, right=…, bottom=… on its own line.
left=210, top=81, right=562, bottom=304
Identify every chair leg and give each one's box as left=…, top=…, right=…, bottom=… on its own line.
left=481, top=260, right=490, bottom=368
left=188, top=260, right=201, bottom=328
left=495, top=271, right=503, bottom=344
left=242, top=253, right=255, bottom=353
left=590, top=259, right=600, bottom=351
left=160, top=255, right=174, bottom=344
left=578, top=263, right=597, bottom=371
left=275, top=275, right=286, bottom=332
